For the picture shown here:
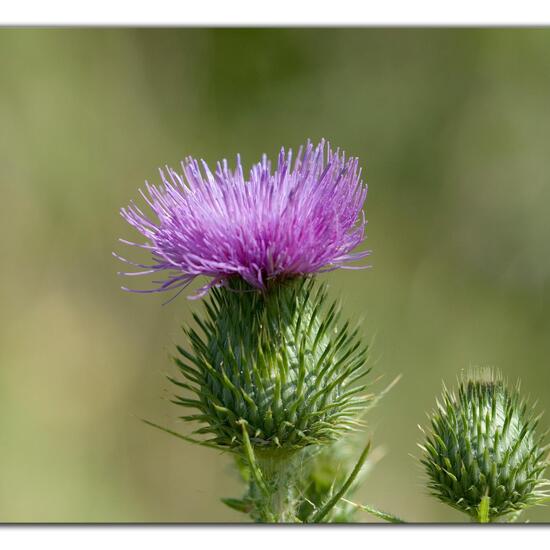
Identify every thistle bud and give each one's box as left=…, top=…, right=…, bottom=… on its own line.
left=172, top=278, right=371, bottom=453
left=420, top=370, right=549, bottom=522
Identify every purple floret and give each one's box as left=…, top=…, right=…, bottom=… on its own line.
left=116, top=139, right=370, bottom=299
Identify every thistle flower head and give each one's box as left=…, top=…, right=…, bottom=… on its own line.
left=117, top=140, right=369, bottom=298
left=420, top=369, right=549, bottom=521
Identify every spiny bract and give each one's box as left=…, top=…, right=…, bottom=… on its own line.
left=420, top=371, right=549, bottom=521
left=171, top=278, right=372, bottom=452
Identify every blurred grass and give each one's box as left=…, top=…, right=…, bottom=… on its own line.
left=1, top=28, right=550, bottom=522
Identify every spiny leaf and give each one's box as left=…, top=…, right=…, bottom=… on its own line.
left=141, top=419, right=234, bottom=453
left=341, top=498, right=405, bottom=523
left=310, top=440, right=371, bottom=523
left=221, top=498, right=253, bottom=514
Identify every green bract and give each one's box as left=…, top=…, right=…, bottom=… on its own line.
left=420, top=371, right=549, bottom=522
left=171, top=278, right=372, bottom=453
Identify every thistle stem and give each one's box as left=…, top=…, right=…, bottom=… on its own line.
left=477, top=495, right=490, bottom=523
left=254, top=451, right=301, bottom=523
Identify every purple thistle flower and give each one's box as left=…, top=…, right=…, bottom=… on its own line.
left=115, top=139, right=370, bottom=299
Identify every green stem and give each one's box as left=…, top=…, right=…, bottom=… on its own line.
left=255, top=451, right=300, bottom=523
left=239, top=421, right=300, bottom=523
left=239, top=421, right=268, bottom=495
left=477, top=495, right=490, bottom=523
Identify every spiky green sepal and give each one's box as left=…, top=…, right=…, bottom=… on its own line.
left=420, top=370, right=549, bottom=522
left=171, top=277, right=371, bottom=453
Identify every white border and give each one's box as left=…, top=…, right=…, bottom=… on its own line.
left=0, top=525, right=548, bottom=550
left=2, top=0, right=550, bottom=26
left=2, top=1, right=549, bottom=545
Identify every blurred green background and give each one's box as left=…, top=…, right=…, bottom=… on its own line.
left=1, top=28, right=550, bottom=522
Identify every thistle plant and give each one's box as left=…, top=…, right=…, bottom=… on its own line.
left=115, top=139, right=550, bottom=524
left=420, top=370, right=550, bottom=523
left=117, top=140, right=378, bottom=522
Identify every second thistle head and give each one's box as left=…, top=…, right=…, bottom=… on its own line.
left=420, top=369, right=549, bottom=522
